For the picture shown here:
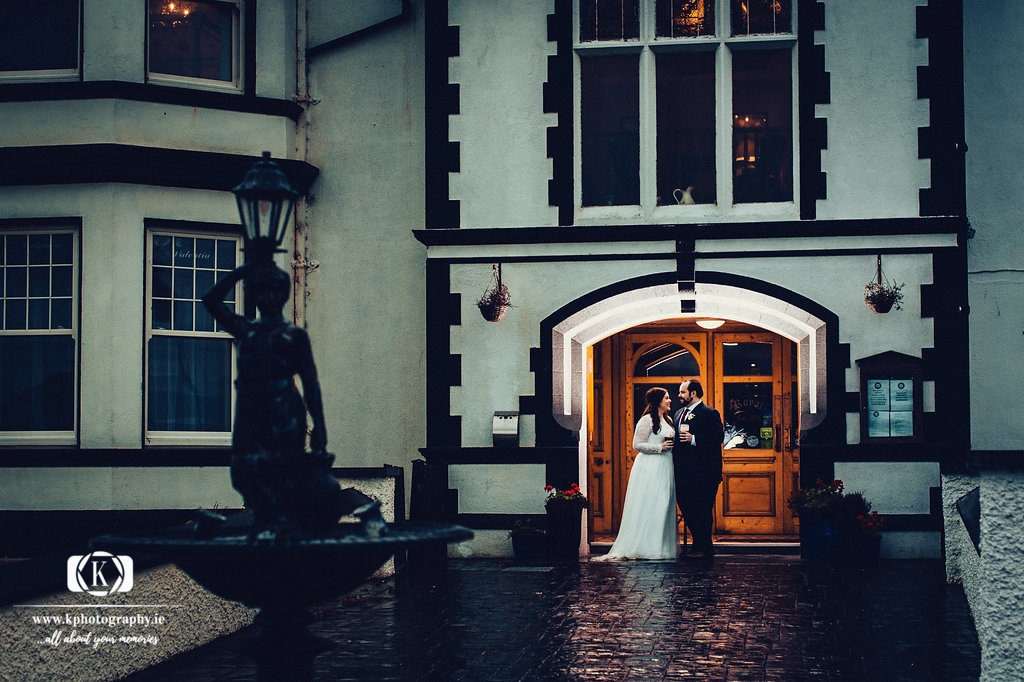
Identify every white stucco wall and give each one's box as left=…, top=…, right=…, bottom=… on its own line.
left=448, top=0, right=558, bottom=229
left=303, top=1, right=426, bottom=474
left=978, top=471, right=1024, bottom=681
left=815, top=0, right=930, bottom=220
left=449, top=258, right=673, bottom=447
left=965, top=0, right=1024, bottom=451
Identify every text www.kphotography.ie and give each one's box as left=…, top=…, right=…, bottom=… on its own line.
left=32, top=613, right=166, bottom=649
left=32, top=613, right=165, bottom=628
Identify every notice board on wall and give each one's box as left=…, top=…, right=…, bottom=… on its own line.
left=857, top=352, right=924, bottom=444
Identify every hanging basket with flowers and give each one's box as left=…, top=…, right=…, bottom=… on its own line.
left=477, top=263, right=514, bottom=322
left=864, top=255, right=905, bottom=314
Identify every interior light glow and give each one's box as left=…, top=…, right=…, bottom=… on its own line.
left=696, top=319, right=725, bottom=329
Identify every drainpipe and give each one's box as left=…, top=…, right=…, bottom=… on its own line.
left=291, top=0, right=314, bottom=328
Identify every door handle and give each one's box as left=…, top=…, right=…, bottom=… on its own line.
left=593, top=457, right=604, bottom=466
left=775, top=424, right=781, bottom=452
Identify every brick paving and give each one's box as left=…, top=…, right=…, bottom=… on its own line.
left=129, top=556, right=978, bottom=681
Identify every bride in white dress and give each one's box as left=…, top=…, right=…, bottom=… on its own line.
left=593, top=387, right=678, bottom=561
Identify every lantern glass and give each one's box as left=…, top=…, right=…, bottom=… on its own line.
left=232, top=151, right=298, bottom=250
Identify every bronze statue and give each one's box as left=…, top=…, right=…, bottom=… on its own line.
left=203, top=257, right=345, bottom=538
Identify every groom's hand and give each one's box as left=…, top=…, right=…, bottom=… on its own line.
left=678, top=430, right=693, bottom=444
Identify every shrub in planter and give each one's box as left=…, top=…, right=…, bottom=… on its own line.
left=477, top=264, right=514, bottom=322
left=545, top=484, right=588, bottom=560
left=508, top=519, right=545, bottom=560
left=789, top=479, right=846, bottom=560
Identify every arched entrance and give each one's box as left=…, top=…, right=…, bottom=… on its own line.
left=547, top=276, right=831, bottom=546
left=588, top=321, right=800, bottom=540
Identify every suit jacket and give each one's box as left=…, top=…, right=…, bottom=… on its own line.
left=673, top=402, right=725, bottom=483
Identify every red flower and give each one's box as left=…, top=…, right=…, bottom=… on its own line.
left=544, top=485, right=554, bottom=491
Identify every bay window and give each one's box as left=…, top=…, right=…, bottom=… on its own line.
left=575, top=0, right=797, bottom=220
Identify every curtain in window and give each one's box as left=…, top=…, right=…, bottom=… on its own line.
left=0, top=336, right=75, bottom=431
left=148, top=336, right=231, bottom=432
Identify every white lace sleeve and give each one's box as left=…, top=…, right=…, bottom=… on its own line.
left=632, top=414, right=664, bottom=454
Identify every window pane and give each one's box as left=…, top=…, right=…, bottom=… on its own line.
left=29, top=267, right=49, bottom=297
left=633, top=343, right=700, bottom=377
left=147, top=336, right=231, bottom=432
left=52, top=234, right=73, bottom=264
left=29, top=234, right=50, bottom=264
left=173, top=268, right=194, bottom=299
left=723, top=342, right=773, bottom=375
left=195, top=270, right=214, bottom=299
left=149, top=0, right=235, bottom=82
left=731, top=0, right=791, bottom=36
left=732, top=49, right=793, bottom=204
left=152, top=299, right=171, bottom=330
left=722, top=382, right=773, bottom=449
left=6, top=267, right=26, bottom=297
left=173, top=300, right=193, bottom=331
left=153, top=234, right=172, bottom=266
left=195, top=302, right=215, bottom=332
left=216, top=239, right=235, bottom=270
left=51, top=299, right=72, bottom=330
left=6, top=235, right=26, bottom=265
left=196, top=238, right=215, bottom=269
left=28, top=300, right=49, bottom=329
left=5, top=299, right=25, bottom=329
left=152, top=266, right=172, bottom=299
left=656, top=0, right=715, bottom=38
left=0, top=336, right=75, bottom=431
left=580, top=0, right=640, bottom=42
left=0, top=0, right=79, bottom=72
left=656, top=51, right=716, bottom=206
left=581, top=54, right=640, bottom=207
left=173, top=237, right=194, bottom=267
left=52, top=266, right=72, bottom=297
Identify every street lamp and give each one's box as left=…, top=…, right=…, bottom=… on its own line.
left=232, top=151, right=298, bottom=259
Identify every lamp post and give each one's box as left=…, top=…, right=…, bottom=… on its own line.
left=232, top=150, right=298, bottom=261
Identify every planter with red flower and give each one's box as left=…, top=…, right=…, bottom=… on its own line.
left=851, top=511, right=884, bottom=560
left=789, top=478, right=847, bottom=560
left=544, top=483, right=588, bottom=560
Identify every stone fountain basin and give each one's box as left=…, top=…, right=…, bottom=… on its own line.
left=92, top=522, right=472, bottom=611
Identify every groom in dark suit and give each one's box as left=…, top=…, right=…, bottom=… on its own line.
left=673, top=379, right=724, bottom=559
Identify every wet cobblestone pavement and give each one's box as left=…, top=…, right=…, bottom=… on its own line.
left=130, top=556, right=978, bottom=681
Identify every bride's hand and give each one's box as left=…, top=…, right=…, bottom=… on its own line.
left=661, top=439, right=673, bottom=451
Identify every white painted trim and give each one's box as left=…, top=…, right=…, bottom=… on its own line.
left=551, top=281, right=827, bottom=433
left=427, top=240, right=677, bottom=260
left=696, top=232, right=959, bottom=253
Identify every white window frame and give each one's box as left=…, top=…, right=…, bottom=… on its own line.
left=145, top=0, right=244, bottom=94
left=0, top=1, right=81, bottom=84
left=573, top=0, right=800, bottom=225
left=144, top=228, right=240, bottom=447
left=0, top=227, right=79, bottom=446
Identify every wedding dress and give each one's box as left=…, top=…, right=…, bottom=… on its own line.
left=593, top=414, right=678, bottom=561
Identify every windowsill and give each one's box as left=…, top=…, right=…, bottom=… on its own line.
left=0, top=432, right=77, bottom=447
left=0, top=69, right=79, bottom=85
left=146, top=432, right=232, bottom=448
left=576, top=201, right=799, bottom=226
left=146, top=73, right=243, bottom=95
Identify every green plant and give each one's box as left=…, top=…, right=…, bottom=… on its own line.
left=545, top=483, right=588, bottom=509
left=508, top=518, right=544, bottom=539
left=788, top=478, right=845, bottom=516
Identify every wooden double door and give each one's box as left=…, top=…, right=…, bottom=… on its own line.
left=588, top=323, right=799, bottom=539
